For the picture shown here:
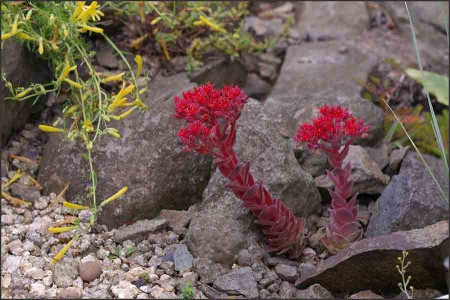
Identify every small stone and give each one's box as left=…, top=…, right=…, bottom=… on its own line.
left=1, top=214, right=15, bottom=225
left=24, top=267, right=46, bottom=280
left=113, top=219, right=167, bottom=243
left=349, top=290, right=383, bottom=299
left=111, top=280, right=141, bottom=299
left=22, top=240, right=34, bottom=252
left=237, top=249, right=252, bottom=266
left=275, top=263, right=299, bottom=283
left=173, top=244, right=193, bottom=272
left=10, top=183, right=41, bottom=203
left=53, top=258, right=79, bottom=288
left=386, top=146, right=408, bottom=175
left=193, top=257, right=228, bottom=284
left=58, top=287, right=82, bottom=299
left=148, top=256, right=162, bottom=268
left=29, top=282, right=46, bottom=298
left=79, top=260, right=102, bottom=282
left=279, top=281, right=298, bottom=298
left=267, top=282, right=280, bottom=293
left=295, top=284, right=334, bottom=299
left=213, top=267, right=259, bottom=298
left=7, top=239, right=23, bottom=255
left=267, top=256, right=300, bottom=267
left=34, top=196, right=49, bottom=210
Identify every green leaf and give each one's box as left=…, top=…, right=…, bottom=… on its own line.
left=405, top=68, right=449, bottom=106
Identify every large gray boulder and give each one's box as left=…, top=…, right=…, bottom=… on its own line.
left=296, top=221, right=449, bottom=295
left=185, top=99, right=321, bottom=264
left=366, top=152, right=449, bottom=237
left=38, top=73, right=212, bottom=228
left=0, top=40, right=50, bottom=146
left=264, top=43, right=383, bottom=144
left=294, top=2, right=370, bottom=41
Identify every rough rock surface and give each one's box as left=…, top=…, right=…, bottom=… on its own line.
left=38, top=73, right=212, bottom=228
left=114, top=219, right=167, bottom=243
left=366, top=152, right=449, bottom=237
left=295, top=284, right=334, bottom=299
left=295, top=2, right=369, bottom=41
left=185, top=99, right=320, bottom=264
left=213, top=267, right=259, bottom=298
left=296, top=221, right=449, bottom=294
left=315, top=145, right=390, bottom=195
left=0, top=40, right=50, bottom=146
left=264, top=42, right=383, bottom=145
left=79, top=261, right=102, bottom=283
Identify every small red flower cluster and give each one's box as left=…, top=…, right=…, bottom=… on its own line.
left=295, top=105, right=369, bottom=151
left=174, top=83, right=248, bottom=154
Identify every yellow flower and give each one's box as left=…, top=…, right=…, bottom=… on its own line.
left=134, top=98, right=148, bottom=110
left=4, top=169, right=23, bottom=188
left=48, top=226, right=78, bottom=233
left=198, top=15, right=226, bottom=33
left=77, top=1, right=104, bottom=23
left=80, top=24, right=104, bottom=34
left=64, top=105, right=79, bottom=117
left=158, top=38, right=170, bottom=61
left=101, top=72, right=124, bottom=83
left=15, top=87, right=33, bottom=99
left=151, top=17, right=161, bottom=25
left=99, top=187, right=128, bottom=207
left=138, top=1, right=146, bottom=24
left=1, top=32, right=14, bottom=40
left=17, top=32, right=34, bottom=40
left=63, top=201, right=89, bottom=210
left=71, top=1, right=85, bottom=21
left=49, top=14, right=55, bottom=25
left=26, top=9, right=33, bottom=21
left=52, top=234, right=79, bottom=264
left=107, top=130, right=121, bottom=139
left=130, top=34, right=147, bottom=50
left=39, top=125, right=65, bottom=133
left=38, top=37, right=44, bottom=55
left=11, top=14, right=19, bottom=35
left=83, top=120, right=94, bottom=132
left=134, top=55, right=143, bottom=78
left=111, top=108, right=136, bottom=120
left=63, top=27, right=69, bottom=39
left=64, top=78, right=82, bottom=89
left=58, top=59, right=75, bottom=82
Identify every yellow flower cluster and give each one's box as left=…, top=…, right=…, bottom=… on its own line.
left=72, top=1, right=104, bottom=34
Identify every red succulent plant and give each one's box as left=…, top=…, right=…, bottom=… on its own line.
left=175, top=83, right=306, bottom=257
left=295, top=104, right=369, bottom=254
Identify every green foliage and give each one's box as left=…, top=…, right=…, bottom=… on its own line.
left=106, top=2, right=290, bottom=71
left=405, top=68, right=449, bottom=106
left=396, top=250, right=414, bottom=299
left=1, top=1, right=147, bottom=263
left=125, top=245, right=136, bottom=257
left=181, top=283, right=195, bottom=300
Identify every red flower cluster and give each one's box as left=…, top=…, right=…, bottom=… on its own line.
left=175, top=83, right=306, bottom=258
left=295, top=104, right=369, bottom=254
left=295, top=105, right=369, bottom=151
left=175, top=83, right=248, bottom=154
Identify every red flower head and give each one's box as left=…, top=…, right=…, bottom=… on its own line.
left=174, top=83, right=249, bottom=153
left=294, top=104, right=370, bottom=151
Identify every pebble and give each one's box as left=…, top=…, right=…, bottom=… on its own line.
left=111, top=280, right=141, bottom=299
left=1, top=214, right=15, bottom=225
left=29, top=282, right=46, bottom=298
left=79, top=260, right=102, bottom=282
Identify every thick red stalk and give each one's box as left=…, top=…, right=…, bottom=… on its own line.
left=295, top=104, right=369, bottom=254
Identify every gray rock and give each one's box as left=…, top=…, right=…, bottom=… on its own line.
left=295, top=1, right=369, bottom=41
left=296, top=221, right=449, bottom=294
left=95, top=41, right=119, bottom=69
left=173, top=244, right=193, bottom=272
left=158, top=209, right=193, bottom=234
left=79, top=260, right=102, bottom=282
left=386, top=146, right=408, bottom=175
left=275, top=263, right=299, bottom=283
left=29, top=282, right=46, bottom=299
left=38, top=73, right=212, bottom=228
left=295, top=284, right=334, bottom=299
left=58, top=287, right=83, bottom=299
left=193, top=257, right=228, bottom=284
left=279, top=281, right=298, bottom=298
left=213, top=267, right=259, bottom=298
left=267, top=256, right=300, bottom=268
left=111, top=280, right=140, bottom=299
left=114, top=219, right=167, bottom=243
left=237, top=249, right=252, bottom=267
left=364, top=142, right=390, bottom=170
left=349, top=290, right=383, bottom=299
left=366, top=152, right=449, bottom=237
left=315, top=145, right=390, bottom=195
left=264, top=43, right=382, bottom=145
left=198, top=283, right=228, bottom=299
left=185, top=99, right=320, bottom=264
left=0, top=40, right=50, bottom=147
left=188, top=56, right=247, bottom=88
left=242, top=73, right=272, bottom=101
left=10, top=183, right=41, bottom=203
left=53, top=258, right=79, bottom=288
left=244, top=16, right=284, bottom=40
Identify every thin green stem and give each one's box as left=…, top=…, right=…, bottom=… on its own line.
left=102, top=34, right=140, bottom=99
